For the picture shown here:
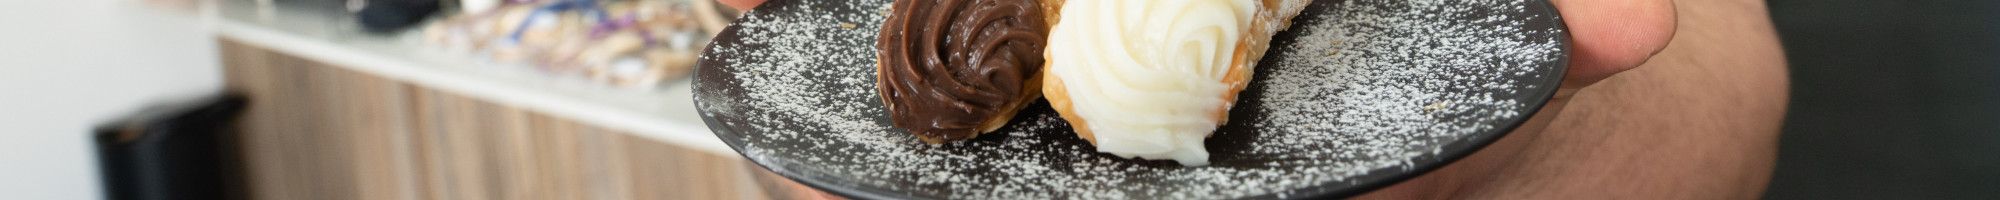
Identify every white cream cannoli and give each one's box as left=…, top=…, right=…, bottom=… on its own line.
left=1042, top=0, right=1312, bottom=166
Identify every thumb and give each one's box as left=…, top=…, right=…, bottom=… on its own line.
left=1552, top=0, right=1676, bottom=88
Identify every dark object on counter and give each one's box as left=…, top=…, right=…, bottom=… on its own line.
left=94, top=94, right=248, bottom=200
left=358, top=0, right=441, bottom=33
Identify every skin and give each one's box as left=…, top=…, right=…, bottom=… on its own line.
left=1359, top=0, right=1787, bottom=198
left=720, top=0, right=1788, bottom=198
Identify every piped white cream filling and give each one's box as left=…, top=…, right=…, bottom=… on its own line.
left=1047, top=0, right=1257, bottom=166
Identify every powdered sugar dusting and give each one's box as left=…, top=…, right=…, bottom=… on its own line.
left=696, top=0, right=1564, bottom=199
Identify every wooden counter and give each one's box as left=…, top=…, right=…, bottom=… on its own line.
left=208, top=2, right=802, bottom=199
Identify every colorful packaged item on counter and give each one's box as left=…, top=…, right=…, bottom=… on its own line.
left=423, top=0, right=726, bottom=89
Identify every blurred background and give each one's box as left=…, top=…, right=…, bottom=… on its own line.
left=1765, top=0, right=2000, bottom=198
left=2, top=1, right=219, bottom=199
left=0, top=0, right=1995, bottom=199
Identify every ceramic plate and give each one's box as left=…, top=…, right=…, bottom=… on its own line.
left=694, top=0, right=1568, bottom=198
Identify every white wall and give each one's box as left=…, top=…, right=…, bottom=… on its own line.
left=0, top=1, right=221, bottom=199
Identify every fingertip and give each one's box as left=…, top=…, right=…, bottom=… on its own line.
left=718, top=0, right=766, bottom=11
left=1554, top=0, right=1676, bottom=88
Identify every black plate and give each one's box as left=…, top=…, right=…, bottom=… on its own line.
left=694, top=0, right=1568, bottom=199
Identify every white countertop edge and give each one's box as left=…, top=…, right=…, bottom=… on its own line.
left=209, top=20, right=739, bottom=157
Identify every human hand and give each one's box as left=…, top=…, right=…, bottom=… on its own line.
left=1358, top=0, right=1676, bottom=198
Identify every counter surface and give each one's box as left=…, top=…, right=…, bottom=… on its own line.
left=205, top=1, right=731, bottom=156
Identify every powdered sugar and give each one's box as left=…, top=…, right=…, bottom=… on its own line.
left=696, top=0, right=1564, bottom=198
